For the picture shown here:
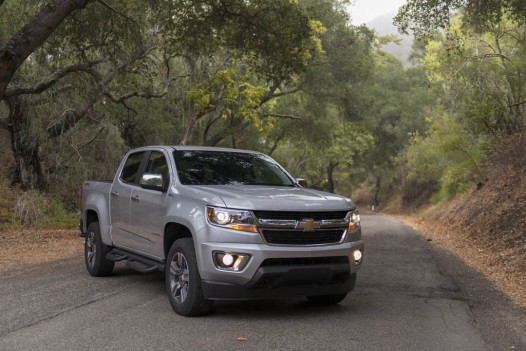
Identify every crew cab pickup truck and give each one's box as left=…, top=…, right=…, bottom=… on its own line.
left=79, top=146, right=364, bottom=316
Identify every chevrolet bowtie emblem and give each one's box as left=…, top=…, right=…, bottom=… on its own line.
left=296, top=219, right=321, bottom=231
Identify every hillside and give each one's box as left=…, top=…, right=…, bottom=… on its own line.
left=408, top=134, right=526, bottom=306
left=367, top=11, right=414, bottom=66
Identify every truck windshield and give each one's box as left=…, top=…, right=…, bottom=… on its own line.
left=173, top=150, right=295, bottom=186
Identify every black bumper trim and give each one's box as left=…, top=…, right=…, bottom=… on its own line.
left=202, top=263, right=356, bottom=300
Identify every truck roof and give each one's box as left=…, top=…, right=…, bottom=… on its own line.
left=128, top=145, right=263, bottom=155
left=172, top=146, right=261, bottom=154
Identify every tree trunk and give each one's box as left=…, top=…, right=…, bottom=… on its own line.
left=0, top=0, right=93, bottom=100
left=326, top=161, right=339, bottom=193
left=373, top=176, right=381, bottom=207
left=6, top=96, right=47, bottom=190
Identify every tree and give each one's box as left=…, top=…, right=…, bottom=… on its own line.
left=394, top=0, right=526, bottom=40
left=422, top=14, right=526, bottom=133
left=0, top=0, right=93, bottom=99
left=0, top=0, right=320, bottom=190
left=361, top=52, right=432, bottom=206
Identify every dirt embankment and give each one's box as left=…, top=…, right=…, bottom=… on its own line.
left=0, top=229, right=83, bottom=273
left=402, top=134, right=526, bottom=307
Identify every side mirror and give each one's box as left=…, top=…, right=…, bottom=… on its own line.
left=140, top=173, right=165, bottom=191
left=296, top=178, right=308, bottom=188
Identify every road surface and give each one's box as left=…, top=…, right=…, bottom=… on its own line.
left=0, top=214, right=524, bottom=350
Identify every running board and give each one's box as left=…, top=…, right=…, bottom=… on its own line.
left=106, top=248, right=164, bottom=273
left=106, top=251, right=127, bottom=262
left=126, top=260, right=159, bottom=273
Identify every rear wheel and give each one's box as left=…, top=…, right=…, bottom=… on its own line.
left=165, top=238, right=213, bottom=316
left=85, top=222, right=114, bottom=277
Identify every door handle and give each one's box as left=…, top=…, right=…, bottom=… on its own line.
left=132, top=195, right=140, bottom=202
left=111, top=191, right=119, bottom=197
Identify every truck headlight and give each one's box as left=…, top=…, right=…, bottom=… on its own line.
left=348, top=209, right=361, bottom=232
left=206, top=206, right=258, bottom=233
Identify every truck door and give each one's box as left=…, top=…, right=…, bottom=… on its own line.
left=110, top=151, right=147, bottom=248
left=129, top=150, right=170, bottom=258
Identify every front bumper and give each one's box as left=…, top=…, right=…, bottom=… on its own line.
left=195, top=225, right=364, bottom=300
left=202, top=272, right=357, bottom=300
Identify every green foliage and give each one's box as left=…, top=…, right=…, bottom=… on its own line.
left=394, top=0, right=526, bottom=40
left=162, top=0, right=321, bottom=82
left=8, top=0, right=515, bottom=215
left=406, top=112, right=490, bottom=200
left=188, top=68, right=268, bottom=132
left=392, top=9, right=526, bottom=207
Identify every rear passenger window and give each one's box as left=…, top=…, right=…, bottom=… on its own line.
left=120, top=152, right=145, bottom=184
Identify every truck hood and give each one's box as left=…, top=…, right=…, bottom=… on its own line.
left=191, top=185, right=353, bottom=212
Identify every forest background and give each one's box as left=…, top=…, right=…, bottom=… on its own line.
left=0, top=0, right=525, bottom=231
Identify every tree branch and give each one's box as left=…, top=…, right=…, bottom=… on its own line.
left=95, top=0, right=135, bottom=23
left=102, top=90, right=165, bottom=104
left=267, top=113, right=302, bottom=120
left=0, top=0, right=94, bottom=100
left=267, top=121, right=295, bottom=156
left=46, top=47, right=151, bottom=137
left=5, top=60, right=101, bottom=97
left=467, top=53, right=510, bottom=61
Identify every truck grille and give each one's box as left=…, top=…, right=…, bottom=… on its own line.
left=261, top=229, right=345, bottom=245
left=253, top=210, right=349, bottom=246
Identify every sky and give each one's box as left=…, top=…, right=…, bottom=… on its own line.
left=349, top=0, right=408, bottom=25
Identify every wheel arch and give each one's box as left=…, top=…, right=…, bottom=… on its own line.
left=164, top=222, right=193, bottom=259
left=86, top=210, right=99, bottom=228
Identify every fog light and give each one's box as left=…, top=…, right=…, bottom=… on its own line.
left=222, top=254, right=234, bottom=266
left=353, top=250, right=362, bottom=261
left=213, top=251, right=250, bottom=271
left=353, top=249, right=363, bottom=265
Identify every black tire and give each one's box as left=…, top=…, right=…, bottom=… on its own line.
left=165, top=238, right=213, bottom=316
left=85, top=222, right=114, bottom=277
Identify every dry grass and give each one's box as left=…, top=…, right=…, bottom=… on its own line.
left=0, top=229, right=83, bottom=273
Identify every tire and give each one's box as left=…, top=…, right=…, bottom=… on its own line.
left=165, top=238, right=213, bottom=316
left=306, top=273, right=357, bottom=305
left=85, top=222, right=114, bottom=277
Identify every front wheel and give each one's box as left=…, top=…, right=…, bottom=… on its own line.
left=85, top=222, right=114, bottom=277
left=165, top=238, right=213, bottom=316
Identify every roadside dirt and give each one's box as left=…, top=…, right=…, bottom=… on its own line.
left=399, top=214, right=526, bottom=308
left=0, top=229, right=83, bottom=274
left=396, top=134, right=526, bottom=308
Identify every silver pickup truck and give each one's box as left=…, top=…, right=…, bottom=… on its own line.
left=79, top=146, right=364, bottom=316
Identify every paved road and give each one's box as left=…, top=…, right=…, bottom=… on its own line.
left=0, top=214, right=516, bottom=350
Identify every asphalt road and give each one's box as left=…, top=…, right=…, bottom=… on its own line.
left=0, top=214, right=523, bottom=350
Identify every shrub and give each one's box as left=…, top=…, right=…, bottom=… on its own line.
left=13, top=190, right=77, bottom=229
